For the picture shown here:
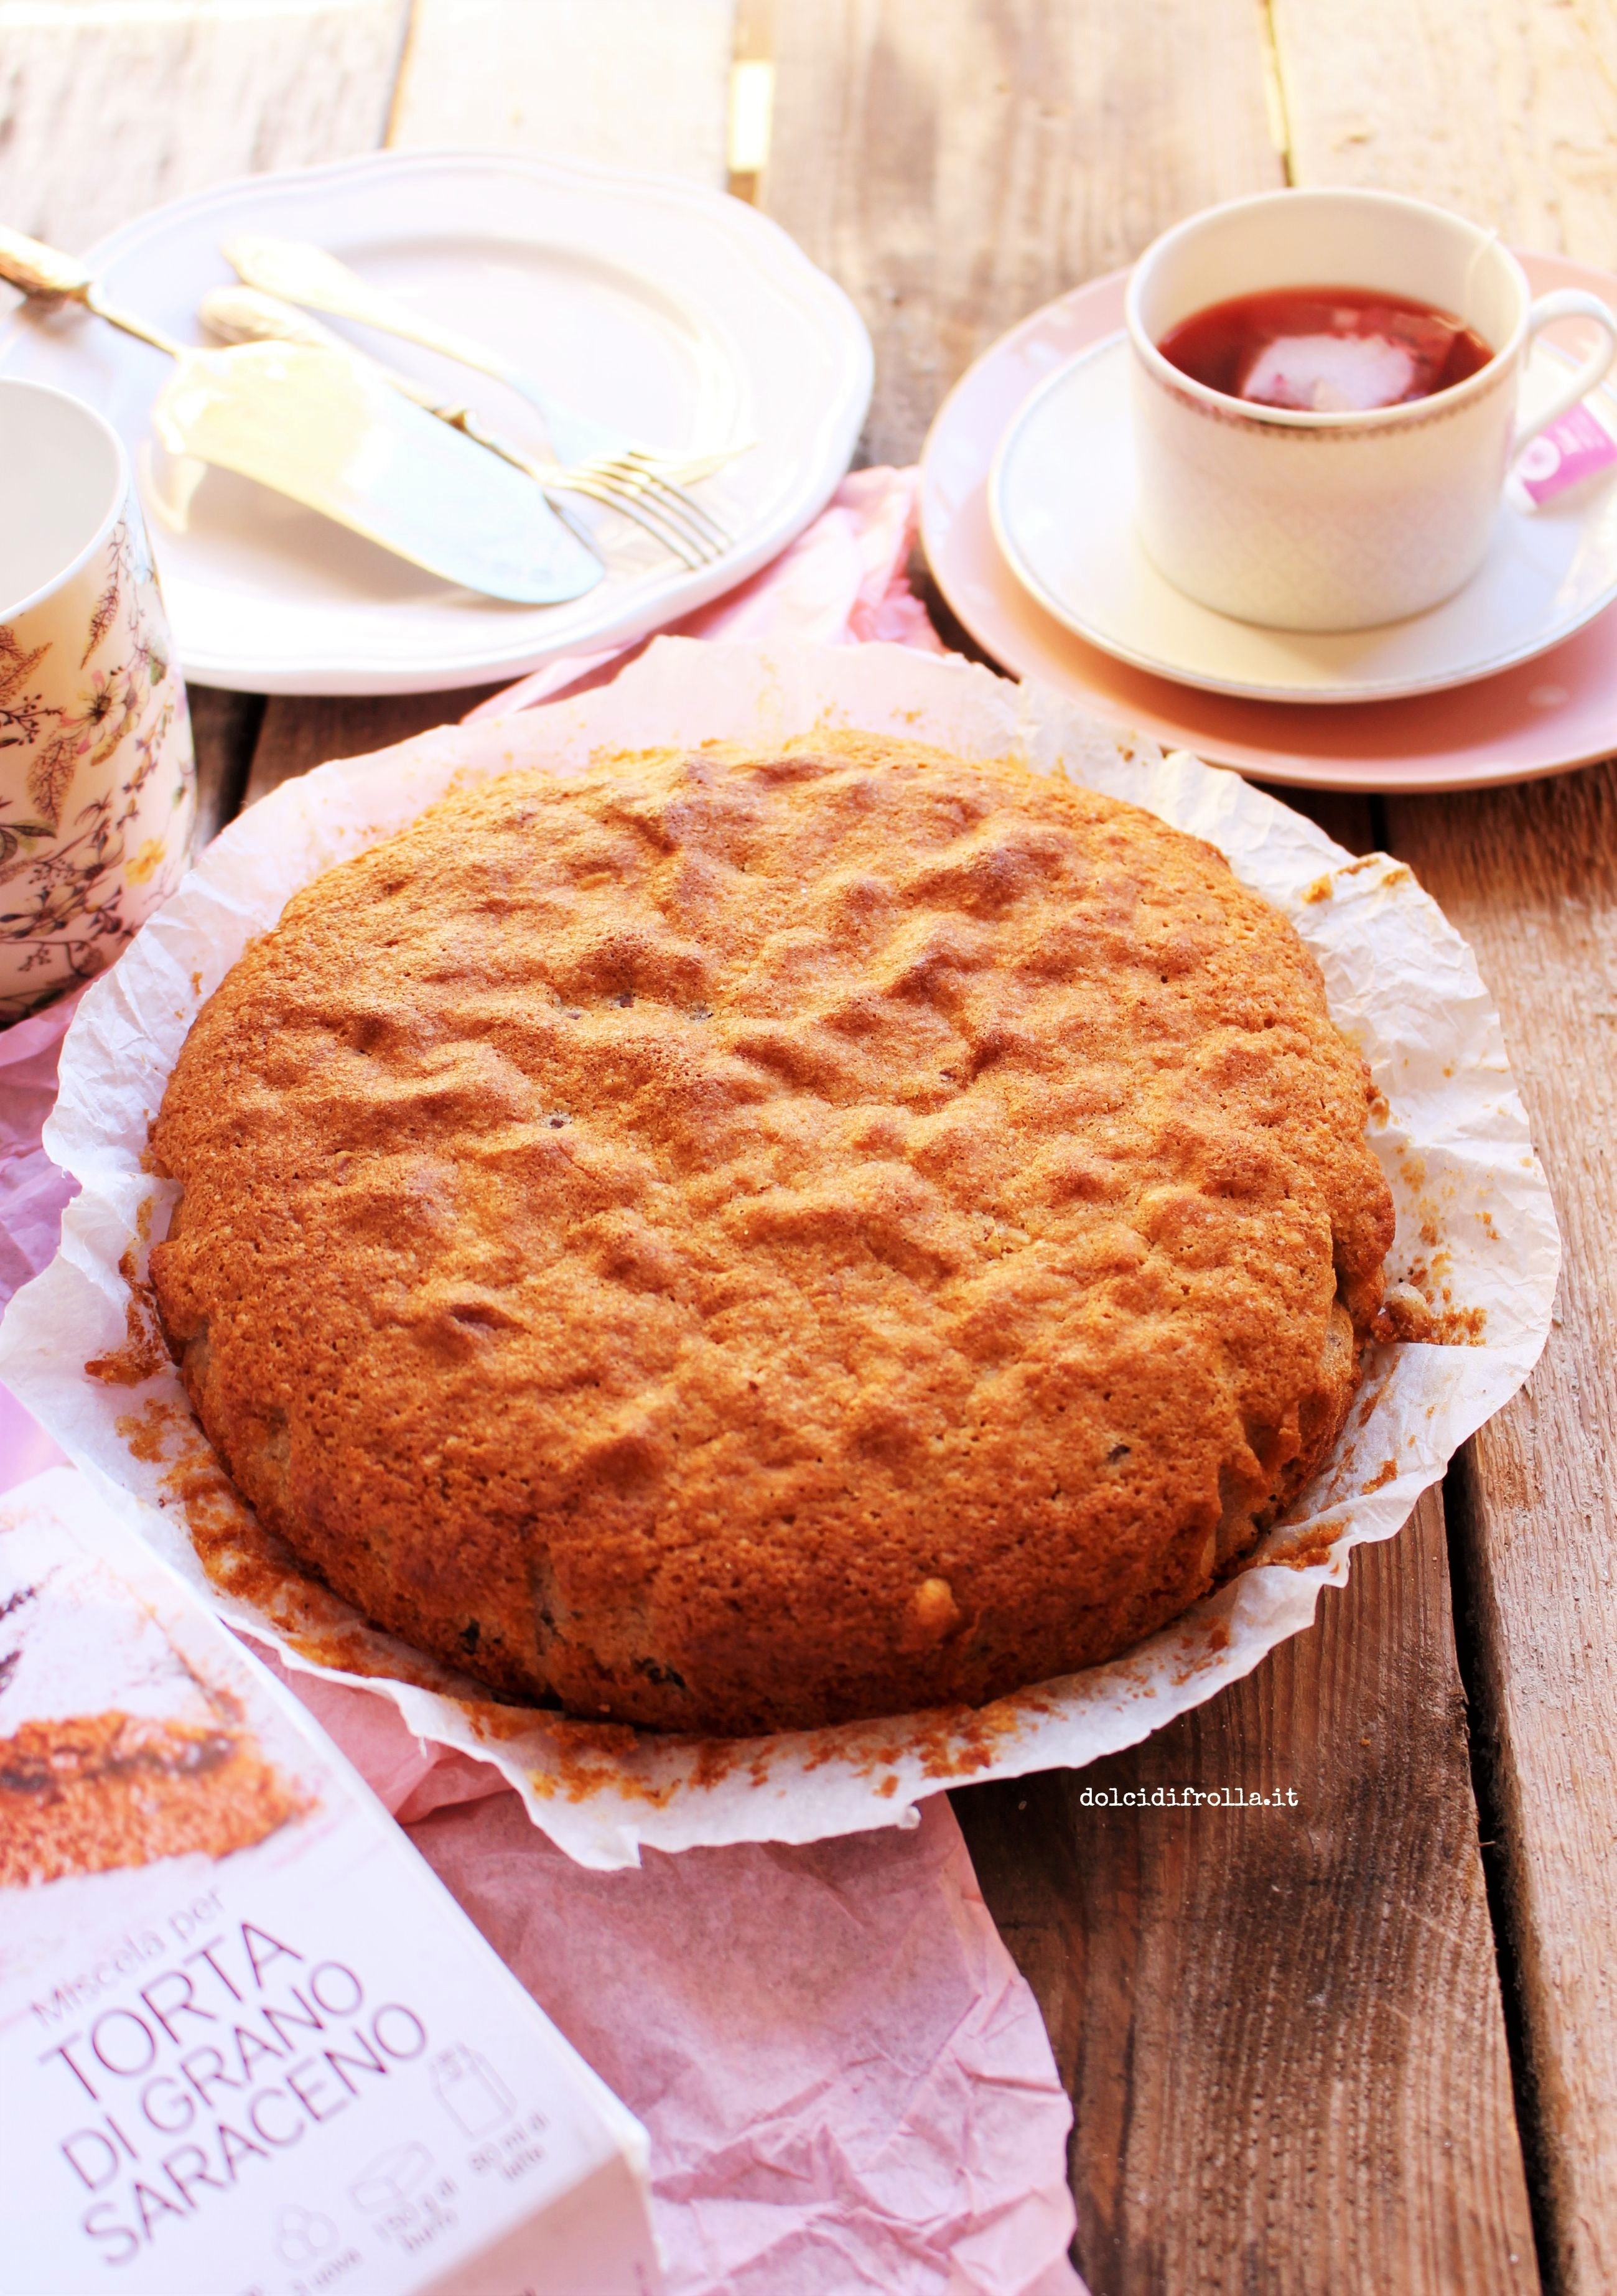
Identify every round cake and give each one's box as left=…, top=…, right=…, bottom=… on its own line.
left=149, top=734, right=1394, bottom=1734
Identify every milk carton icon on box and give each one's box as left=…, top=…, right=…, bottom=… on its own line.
left=433, top=2046, right=513, bottom=2137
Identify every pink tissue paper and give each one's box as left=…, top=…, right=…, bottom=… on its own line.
left=0, top=465, right=1087, bottom=2296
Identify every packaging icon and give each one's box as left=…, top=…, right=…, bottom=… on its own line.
left=432, top=2048, right=514, bottom=2139
left=348, top=2143, right=436, bottom=2214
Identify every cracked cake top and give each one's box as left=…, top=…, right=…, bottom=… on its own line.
left=150, top=732, right=1392, bottom=1734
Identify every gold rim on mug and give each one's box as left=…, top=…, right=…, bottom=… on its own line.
left=1127, top=187, right=1554, bottom=432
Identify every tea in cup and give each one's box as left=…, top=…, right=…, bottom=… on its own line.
left=1125, top=188, right=1617, bottom=630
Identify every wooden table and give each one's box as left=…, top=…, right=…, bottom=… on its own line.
left=5, top=5, right=1613, bottom=2288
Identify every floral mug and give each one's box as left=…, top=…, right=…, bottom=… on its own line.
left=0, top=378, right=195, bottom=1028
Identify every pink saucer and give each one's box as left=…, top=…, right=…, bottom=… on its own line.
left=921, top=253, right=1617, bottom=791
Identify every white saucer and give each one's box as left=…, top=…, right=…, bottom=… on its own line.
left=988, top=330, right=1617, bottom=704
left=0, top=150, right=872, bottom=696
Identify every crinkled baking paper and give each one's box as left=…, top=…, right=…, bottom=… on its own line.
left=0, top=640, right=1561, bottom=1869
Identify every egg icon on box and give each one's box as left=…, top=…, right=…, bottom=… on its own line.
left=274, top=2206, right=338, bottom=2267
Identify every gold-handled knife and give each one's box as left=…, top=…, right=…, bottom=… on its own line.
left=0, top=226, right=605, bottom=607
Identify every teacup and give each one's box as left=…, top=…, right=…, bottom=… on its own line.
left=1125, top=188, right=1617, bottom=631
left=0, top=379, right=195, bottom=1026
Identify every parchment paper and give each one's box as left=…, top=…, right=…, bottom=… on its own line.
left=0, top=638, right=1561, bottom=1870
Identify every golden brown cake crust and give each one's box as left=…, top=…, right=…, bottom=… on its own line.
left=150, top=735, right=1394, bottom=1733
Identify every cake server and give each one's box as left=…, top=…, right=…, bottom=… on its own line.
left=198, top=283, right=734, bottom=570
left=0, top=225, right=605, bottom=605
left=221, top=232, right=741, bottom=552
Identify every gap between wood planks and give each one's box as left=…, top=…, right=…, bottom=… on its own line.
left=1256, top=0, right=1297, bottom=186
left=1445, top=1441, right=1563, bottom=2296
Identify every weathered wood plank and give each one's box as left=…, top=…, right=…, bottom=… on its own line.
left=0, top=0, right=411, bottom=253
left=1270, top=0, right=1617, bottom=253
left=242, top=686, right=502, bottom=811
left=1385, top=767, right=1617, bottom=2296
left=1267, top=10, right=1617, bottom=2280
left=185, top=683, right=263, bottom=849
left=389, top=0, right=737, bottom=185
left=762, top=0, right=1285, bottom=464
left=956, top=1493, right=1540, bottom=2295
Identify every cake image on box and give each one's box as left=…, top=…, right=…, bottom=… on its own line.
left=0, top=1543, right=302, bottom=1889
left=149, top=732, right=1394, bottom=1734
left=0, top=1711, right=299, bottom=1890
left=0, top=1470, right=662, bottom=2296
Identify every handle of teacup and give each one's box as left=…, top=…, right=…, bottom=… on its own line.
left=1514, top=288, right=1617, bottom=453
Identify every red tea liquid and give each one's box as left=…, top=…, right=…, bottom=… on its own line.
left=1157, top=286, right=1494, bottom=413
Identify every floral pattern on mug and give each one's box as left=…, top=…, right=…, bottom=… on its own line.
left=0, top=505, right=195, bottom=1029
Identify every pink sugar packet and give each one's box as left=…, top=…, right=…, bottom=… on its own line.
left=1511, top=399, right=1617, bottom=506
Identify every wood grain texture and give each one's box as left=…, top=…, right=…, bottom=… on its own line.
left=389, top=0, right=737, bottom=184
left=242, top=686, right=501, bottom=810
left=956, top=1493, right=1540, bottom=2296
left=1388, top=768, right=1617, bottom=2296
left=1270, top=0, right=1617, bottom=251
left=0, top=0, right=410, bottom=252
left=762, top=0, right=1284, bottom=464
left=185, top=683, right=263, bottom=850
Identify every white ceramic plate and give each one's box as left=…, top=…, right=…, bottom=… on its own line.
left=0, top=150, right=872, bottom=696
left=989, top=329, right=1617, bottom=704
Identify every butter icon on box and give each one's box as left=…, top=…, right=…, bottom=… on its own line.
left=0, top=1468, right=663, bottom=2296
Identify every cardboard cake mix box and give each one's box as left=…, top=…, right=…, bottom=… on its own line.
left=0, top=1469, right=662, bottom=2296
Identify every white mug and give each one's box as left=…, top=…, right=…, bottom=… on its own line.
left=1125, top=188, right=1617, bottom=631
left=0, top=379, right=195, bottom=1027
